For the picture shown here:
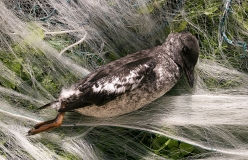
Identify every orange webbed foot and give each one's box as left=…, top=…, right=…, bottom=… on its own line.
left=28, top=112, right=65, bottom=135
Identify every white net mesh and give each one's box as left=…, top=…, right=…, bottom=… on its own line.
left=0, top=0, right=248, bottom=159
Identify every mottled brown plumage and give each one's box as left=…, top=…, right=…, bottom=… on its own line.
left=28, top=31, right=199, bottom=135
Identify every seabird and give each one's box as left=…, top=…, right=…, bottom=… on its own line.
left=28, top=31, right=199, bottom=135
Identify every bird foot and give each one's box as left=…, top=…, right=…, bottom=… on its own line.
left=28, top=112, right=65, bottom=135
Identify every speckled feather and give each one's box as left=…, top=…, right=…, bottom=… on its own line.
left=43, top=32, right=199, bottom=118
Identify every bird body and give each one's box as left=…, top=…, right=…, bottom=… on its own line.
left=74, top=48, right=180, bottom=117
left=28, top=32, right=199, bottom=135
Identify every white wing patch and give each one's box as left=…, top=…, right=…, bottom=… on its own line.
left=92, top=77, right=126, bottom=94
left=92, top=77, right=120, bottom=93
left=92, top=64, right=149, bottom=94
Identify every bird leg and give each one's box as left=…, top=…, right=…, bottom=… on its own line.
left=28, top=112, right=65, bottom=135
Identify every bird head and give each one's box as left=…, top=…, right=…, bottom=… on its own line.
left=166, top=32, right=199, bottom=88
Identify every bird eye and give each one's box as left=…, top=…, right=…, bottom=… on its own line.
left=183, top=45, right=190, bottom=54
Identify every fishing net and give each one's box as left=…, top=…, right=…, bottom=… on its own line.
left=0, top=0, right=247, bottom=159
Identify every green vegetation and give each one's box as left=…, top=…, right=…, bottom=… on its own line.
left=0, top=0, right=247, bottom=159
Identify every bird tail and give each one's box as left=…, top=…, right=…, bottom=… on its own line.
left=38, top=100, right=59, bottom=110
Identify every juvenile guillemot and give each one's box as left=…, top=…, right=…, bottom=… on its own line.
left=28, top=31, right=199, bottom=135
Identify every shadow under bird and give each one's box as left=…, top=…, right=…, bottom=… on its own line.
left=28, top=31, right=199, bottom=135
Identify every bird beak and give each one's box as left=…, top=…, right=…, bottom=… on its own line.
left=184, top=63, right=195, bottom=88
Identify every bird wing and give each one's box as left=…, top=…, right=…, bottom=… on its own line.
left=59, top=56, right=157, bottom=112
left=74, top=49, right=152, bottom=87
